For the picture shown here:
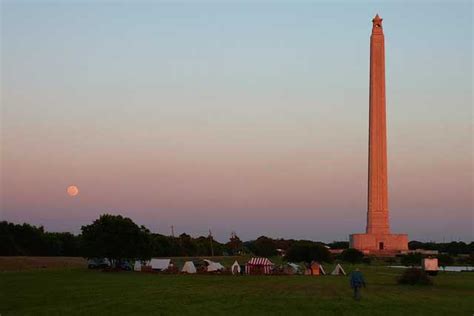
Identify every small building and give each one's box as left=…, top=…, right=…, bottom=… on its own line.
left=329, top=249, right=344, bottom=255
left=245, top=257, right=274, bottom=275
left=423, top=258, right=439, bottom=276
left=409, top=249, right=439, bottom=256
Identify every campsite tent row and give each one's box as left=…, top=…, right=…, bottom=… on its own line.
left=282, top=262, right=346, bottom=276
left=134, top=259, right=224, bottom=274
left=134, top=258, right=346, bottom=276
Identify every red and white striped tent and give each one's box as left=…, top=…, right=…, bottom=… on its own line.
left=245, top=257, right=274, bottom=275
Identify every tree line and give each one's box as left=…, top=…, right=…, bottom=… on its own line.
left=1, top=221, right=81, bottom=256
left=0, top=215, right=345, bottom=262
left=408, top=240, right=473, bottom=256
left=0, top=217, right=229, bottom=259
left=2, top=215, right=473, bottom=265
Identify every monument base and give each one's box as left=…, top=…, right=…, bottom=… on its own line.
left=350, top=233, right=408, bottom=255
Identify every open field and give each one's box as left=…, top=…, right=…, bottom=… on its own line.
left=0, top=256, right=87, bottom=271
left=1, top=259, right=473, bottom=315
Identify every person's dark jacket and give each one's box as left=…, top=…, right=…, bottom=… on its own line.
left=350, top=271, right=366, bottom=288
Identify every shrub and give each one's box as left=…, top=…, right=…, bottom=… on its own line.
left=456, top=253, right=474, bottom=265
left=341, top=248, right=364, bottom=264
left=286, top=241, right=331, bottom=263
left=362, top=257, right=372, bottom=265
left=401, top=253, right=422, bottom=267
left=384, top=256, right=398, bottom=265
left=397, top=268, right=433, bottom=285
left=437, top=254, right=454, bottom=267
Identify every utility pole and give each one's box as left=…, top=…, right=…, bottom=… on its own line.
left=170, top=225, right=175, bottom=238
left=209, top=229, right=214, bottom=257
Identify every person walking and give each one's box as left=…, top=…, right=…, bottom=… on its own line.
left=350, top=268, right=366, bottom=301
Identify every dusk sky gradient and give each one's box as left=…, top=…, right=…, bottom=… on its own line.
left=1, top=1, right=472, bottom=242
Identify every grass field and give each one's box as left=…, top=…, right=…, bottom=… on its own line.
left=0, top=256, right=87, bottom=271
left=1, top=259, right=473, bottom=315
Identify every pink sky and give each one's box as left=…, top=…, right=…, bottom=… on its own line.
left=1, top=3, right=472, bottom=242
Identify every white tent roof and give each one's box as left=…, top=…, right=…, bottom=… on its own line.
left=247, top=257, right=273, bottom=266
left=181, top=261, right=197, bottom=274
left=331, top=264, right=346, bottom=275
left=288, top=263, right=300, bottom=271
left=150, top=259, right=171, bottom=271
left=231, top=261, right=241, bottom=274
left=204, top=259, right=225, bottom=272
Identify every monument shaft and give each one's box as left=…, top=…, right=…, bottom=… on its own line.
left=367, top=15, right=389, bottom=234
left=349, top=15, right=408, bottom=254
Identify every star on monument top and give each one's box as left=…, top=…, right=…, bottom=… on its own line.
left=372, top=14, right=383, bottom=26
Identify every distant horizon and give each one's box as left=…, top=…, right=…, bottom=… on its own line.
left=1, top=2, right=472, bottom=242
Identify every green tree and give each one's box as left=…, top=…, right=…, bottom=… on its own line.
left=252, top=236, right=277, bottom=257
left=81, top=214, right=152, bottom=266
left=285, top=241, right=331, bottom=263
left=0, top=222, right=17, bottom=255
left=469, top=253, right=474, bottom=265
left=327, top=241, right=349, bottom=249
left=178, top=233, right=197, bottom=256
left=437, top=254, right=454, bottom=267
left=341, top=248, right=364, bottom=264
left=152, top=234, right=178, bottom=256
left=225, top=232, right=243, bottom=255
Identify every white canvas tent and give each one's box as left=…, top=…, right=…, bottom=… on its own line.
left=181, top=261, right=197, bottom=274
left=150, top=259, right=171, bottom=271
left=331, top=264, right=346, bottom=276
left=134, top=261, right=142, bottom=271
left=285, top=263, right=301, bottom=275
left=204, top=259, right=225, bottom=272
left=231, top=261, right=241, bottom=275
left=134, top=260, right=150, bottom=271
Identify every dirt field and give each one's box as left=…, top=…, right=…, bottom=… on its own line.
left=0, top=256, right=87, bottom=271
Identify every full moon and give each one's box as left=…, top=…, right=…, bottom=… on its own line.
left=67, top=185, right=79, bottom=197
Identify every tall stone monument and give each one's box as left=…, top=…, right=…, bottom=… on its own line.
left=349, top=15, right=408, bottom=254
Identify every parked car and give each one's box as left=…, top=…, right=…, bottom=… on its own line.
left=117, top=260, right=132, bottom=271
left=87, top=258, right=111, bottom=269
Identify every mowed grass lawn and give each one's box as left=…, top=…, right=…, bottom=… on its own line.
left=1, top=265, right=473, bottom=315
